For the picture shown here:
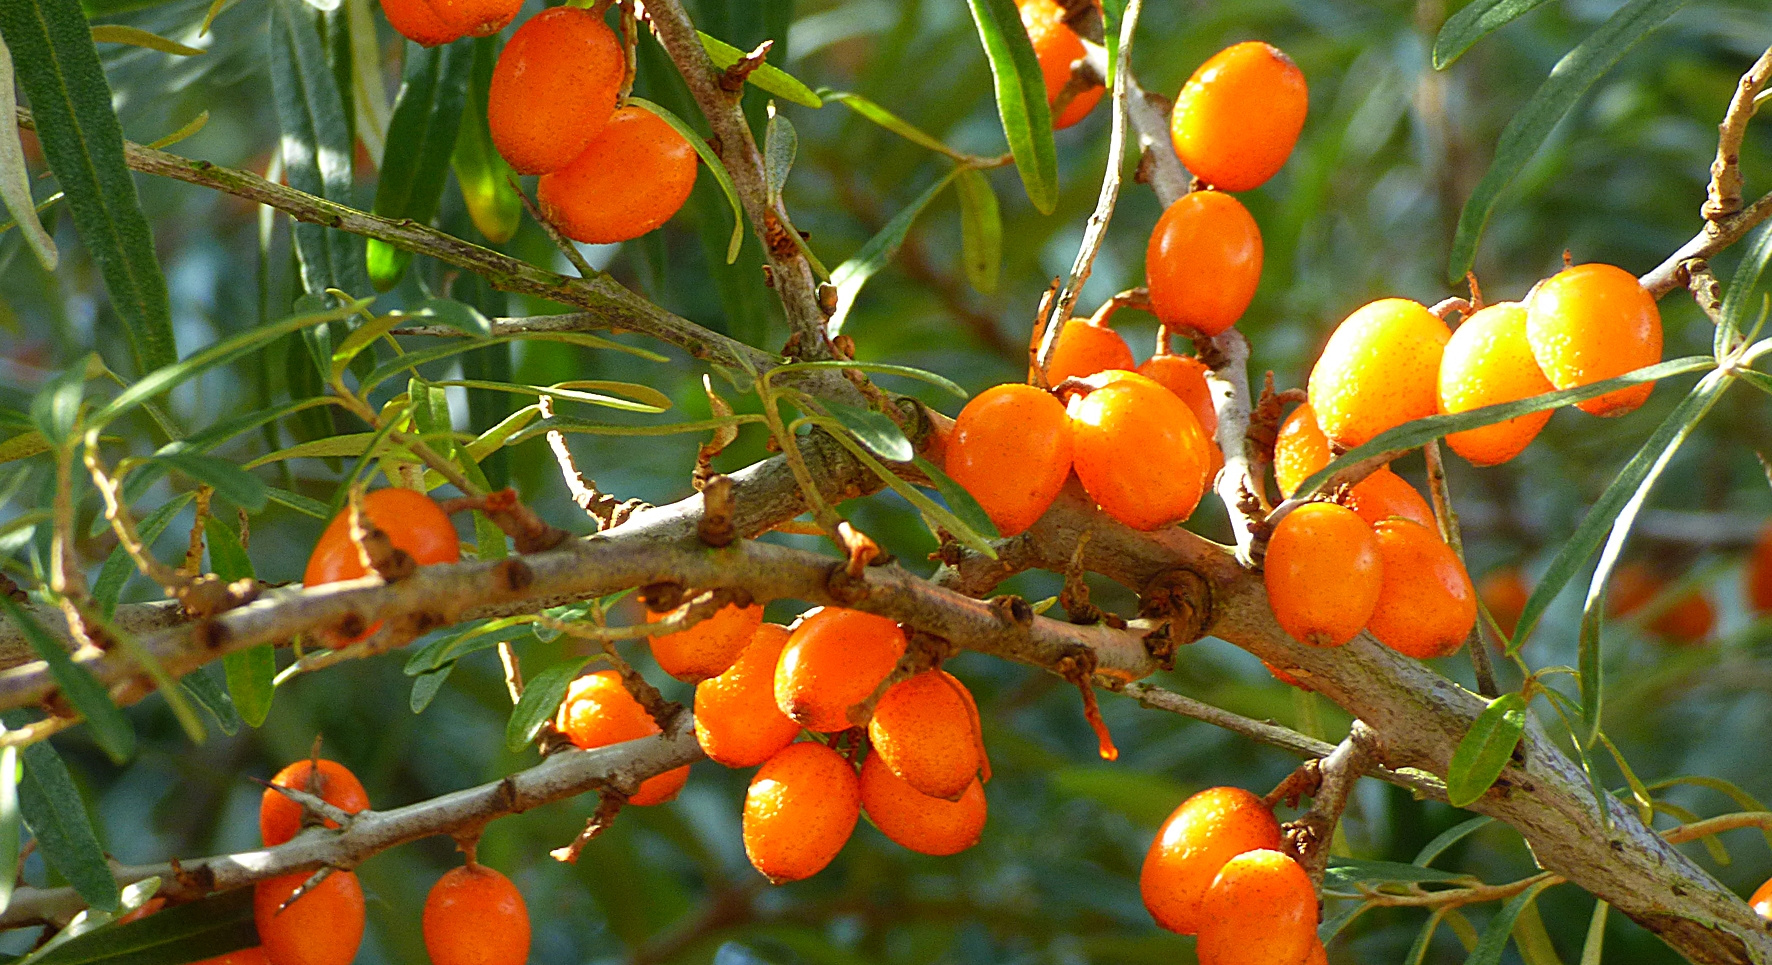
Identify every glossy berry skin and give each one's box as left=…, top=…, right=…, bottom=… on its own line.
left=1195, top=849, right=1317, bottom=965
left=1308, top=298, right=1451, bottom=449
left=303, top=488, right=460, bottom=586
left=695, top=624, right=802, bottom=768
left=1171, top=42, right=1308, bottom=192
left=1068, top=376, right=1211, bottom=531
left=775, top=608, right=907, bottom=732
left=488, top=8, right=624, bottom=175
left=1302, top=939, right=1329, bottom=965
left=868, top=671, right=981, bottom=801
left=945, top=384, right=1074, bottom=537
left=1367, top=518, right=1477, bottom=659
left=860, top=751, right=986, bottom=856
left=1265, top=503, right=1382, bottom=648
left=538, top=107, right=698, bottom=244
left=743, top=741, right=861, bottom=883
left=556, top=671, right=689, bottom=806
left=1608, top=563, right=1715, bottom=644
left=1271, top=405, right=1434, bottom=529
left=1045, top=318, right=1136, bottom=385
left=1526, top=263, right=1662, bottom=417
left=380, top=0, right=456, bottom=47
left=423, top=865, right=530, bottom=965
left=1146, top=190, right=1263, bottom=337
left=1439, top=302, right=1556, bottom=465
left=1136, top=355, right=1218, bottom=439
left=1478, top=567, right=1531, bottom=638
left=1017, top=0, right=1102, bottom=129
left=260, top=759, right=370, bottom=847
left=1751, top=875, right=1772, bottom=918
left=425, top=0, right=522, bottom=39
left=254, top=870, right=365, bottom=965
left=1140, top=786, right=1282, bottom=935
left=1747, top=523, right=1772, bottom=614
left=1343, top=467, right=1436, bottom=533
left=647, top=601, right=763, bottom=682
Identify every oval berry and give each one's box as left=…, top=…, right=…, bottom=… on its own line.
left=1343, top=466, right=1436, bottom=532
left=775, top=608, right=907, bottom=733
left=868, top=671, right=982, bottom=801
left=1308, top=298, right=1450, bottom=449
left=647, top=601, right=763, bottom=682
left=695, top=623, right=803, bottom=768
left=1017, top=0, right=1102, bottom=129
left=1068, top=376, right=1211, bottom=530
left=860, top=750, right=986, bottom=857
left=1526, top=263, right=1662, bottom=417
left=487, top=8, right=624, bottom=175
left=425, top=0, right=522, bottom=39
left=1270, top=404, right=1433, bottom=529
left=1367, top=518, right=1477, bottom=659
left=423, top=865, right=529, bottom=965
left=1138, top=354, right=1224, bottom=483
left=1265, top=503, right=1382, bottom=648
left=556, top=671, right=689, bottom=806
left=743, top=741, right=861, bottom=884
left=1140, top=786, right=1282, bottom=935
left=538, top=106, right=698, bottom=244
left=1195, top=849, right=1317, bottom=965
left=304, top=488, right=459, bottom=643
left=1170, top=42, right=1308, bottom=192
left=1045, top=318, right=1135, bottom=385
left=945, top=383, right=1074, bottom=537
left=1146, top=190, right=1262, bottom=337
left=254, top=870, right=365, bottom=965
left=260, top=759, right=369, bottom=847
left=380, top=0, right=458, bottom=47
left=1608, top=563, right=1714, bottom=644
left=1439, top=302, right=1556, bottom=465
left=1478, top=566, right=1531, bottom=639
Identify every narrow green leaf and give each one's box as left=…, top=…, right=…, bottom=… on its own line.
left=1319, top=900, right=1375, bottom=944
left=112, top=399, right=340, bottom=513
left=263, top=485, right=332, bottom=519
left=0, top=598, right=133, bottom=763
left=140, top=452, right=267, bottom=512
left=450, top=35, right=519, bottom=244
left=201, top=515, right=273, bottom=728
left=31, top=365, right=86, bottom=446
left=1413, top=815, right=1496, bottom=867
left=1719, top=222, right=1772, bottom=356
left=0, top=746, right=16, bottom=914
left=0, top=0, right=176, bottom=372
left=359, top=331, right=661, bottom=394
left=1579, top=902, right=1608, bottom=965
left=1100, top=0, right=1127, bottom=84
left=955, top=167, right=1002, bottom=294
left=404, top=620, right=532, bottom=675
left=505, top=658, right=591, bottom=752
left=1447, top=692, right=1529, bottom=807
left=368, top=40, right=470, bottom=291
left=628, top=97, right=744, bottom=264
left=507, top=413, right=762, bottom=446
left=0, top=431, right=50, bottom=467
left=963, top=0, right=1058, bottom=213
left=764, top=107, right=796, bottom=204
left=0, top=40, right=57, bottom=270
left=243, top=431, right=415, bottom=469
left=1511, top=898, right=1564, bottom=965
left=13, top=877, right=158, bottom=965
left=1464, top=878, right=1558, bottom=965
left=18, top=741, right=120, bottom=912
left=83, top=610, right=203, bottom=745
left=817, top=423, right=999, bottom=559
left=1322, top=857, right=1475, bottom=889
left=144, top=109, right=209, bottom=150
left=822, top=401, right=912, bottom=461
left=913, top=456, right=1002, bottom=542
left=92, top=492, right=192, bottom=618
left=819, top=89, right=958, bottom=158
left=88, top=24, right=204, bottom=56
left=764, top=360, right=969, bottom=399
left=401, top=297, right=493, bottom=338
left=29, top=887, right=255, bottom=965
left=1594, top=729, right=1652, bottom=824
left=179, top=667, right=242, bottom=737
left=697, top=31, right=822, bottom=108
left=430, top=379, right=671, bottom=414
left=1446, top=0, right=1690, bottom=283
left=1406, top=909, right=1448, bottom=965
left=828, top=168, right=962, bottom=335
left=330, top=311, right=408, bottom=377
left=1432, top=0, right=1553, bottom=69
left=410, top=665, right=451, bottom=713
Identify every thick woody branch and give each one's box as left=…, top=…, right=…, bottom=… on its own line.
left=1282, top=721, right=1380, bottom=889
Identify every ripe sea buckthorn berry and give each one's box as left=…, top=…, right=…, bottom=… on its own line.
left=1264, top=503, right=1382, bottom=648
left=1343, top=467, right=1436, bottom=533
left=647, top=601, right=764, bottom=682
left=424, top=0, right=522, bottom=39
left=487, top=8, right=624, bottom=175
left=1608, top=563, right=1715, bottom=644
left=1439, top=302, right=1556, bottom=465
left=1273, top=403, right=1332, bottom=498
left=1196, top=849, right=1317, bottom=965
left=379, top=0, right=457, bottom=47
left=1138, top=354, right=1223, bottom=481
left=1751, top=875, right=1772, bottom=918
left=538, top=106, right=698, bottom=244
left=556, top=671, right=689, bottom=805
left=1045, top=318, right=1136, bottom=385
left=260, top=759, right=370, bottom=847
left=1141, top=787, right=1282, bottom=935
left=423, top=865, right=530, bottom=965
left=1146, top=190, right=1263, bottom=337
left=743, top=741, right=861, bottom=883
left=695, top=624, right=802, bottom=768
left=1367, top=518, right=1477, bottom=659
left=1016, top=0, right=1102, bottom=129
left=254, top=870, right=365, bottom=965
left=1747, top=522, right=1772, bottom=614
left=1308, top=298, right=1451, bottom=449
left=868, top=671, right=982, bottom=801
left=1526, top=263, right=1663, bottom=417
left=1068, top=376, right=1211, bottom=531
left=304, top=488, right=459, bottom=642
left=945, top=383, right=1074, bottom=537
left=859, top=750, right=986, bottom=856
left=1302, top=938, right=1330, bottom=965
left=775, top=608, right=907, bottom=732
left=1478, top=566, right=1531, bottom=638
left=1171, top=42, right=1308, bottom=192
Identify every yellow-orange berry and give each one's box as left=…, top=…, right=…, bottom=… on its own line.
left=1017, top=0, right=1103, bottom=129
left=556, top=671, right=689, bottom=806
left=695, top=624, right=803, bottom=768
left=254, top=871, right=365, bottom=965
left=1045, top=318, right=1136, bottom=385
left=1308, top=298, right=1450, bottom=449
left=1439, top=302, right=1556, bottom=465
left=859, top=751, right=986, bottom=856
left=538, top=106, right=697, bottom=244
left=1068, top=376, right=1211, bottom=530
left=1751, top=875, right=1772, bottom=918
left=426, top=0, right=521, bottom=39
left=380, top=0, right=457, bottom=46
left=1146, top=190, right=1263, bottom=337
left=1608, top=563, right=1715, bottom=644
left=260, top=759, right=370, bottom=847
left=1526, top=263, right=1663, bottom=417
left=1343, top=467, right=1436, bottom=533
left=868, top=671, right=982, bottom=801
left=945, top=384, right=1074, bottom=537
left=647, top=601, right=763, bottom=682
left=487, top=8, right=624, bottom=175
left=1265, top=503, right=1381, bottom=648
left=1196, top=849, right=1317, bottom=965
left=1367, top=518, right=1477, bottom=659
left=1478, top=566, right=1531, bottom=638
left=1171, top=42, right=1308, bottom=192
left=1140, top=787, right=1282, bottom=935
left=743, top=741, right=861, bottom=883
left=1272, top=404, right=1434, bottom=530
left=1138, top=354, right=1223, bottom=482
left=1747, top=522, right=1772, bottom=614
left=775, top=608, right=907, bottom=732
left=422, top=865, right=529, bottom=965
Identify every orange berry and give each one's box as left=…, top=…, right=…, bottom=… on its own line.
left=303, top=488, right=460, bottom=643
left=487, top=8, right=624, bottom=175
left=1196, top=849, right=1317, bottom=965
left=859, top=750, right=986, bottom=856
left=1478, top=567, right=1531, bottom=638
left=1146, top=190, right=1263, bottom=337
left=743, top=741, right=861, bottom=883
left=423, top=865, right=530, bottom=965
left=192, top=949, right=271, bottom=965
left=424, top=0, right=522, bottom=39
left=1747, top=522, right=1772, bottom=614
left=1751, top=875, right=1772, bottom=918
left=1045, top=318, right=1136, bottom=385
left=1302, top=938, right=1329, bottom=965
left=1526, top=263, right=1663, bottom=417
left=868, top=671, right=981, bottom=801
left=1138, top=354, right=1223, bottom=482
left=260, top=759, right=370, bottom=847
left=695, top=624, right=803, bottom=768
left=646, top=601, right=764, bottom=682
left=1343, top=467, right=1436, bottom=533
left=1140, top=786, right=1282, bottom=935
left=1608, top=563, right=1715, bottom=644
left=1017, top=0, right=1102, bottom=129
left=774, top=608, right=907, bottom=733
left=1308, top=298, right=1451, bottom=449
left=1438, top=302, right=1556, bottom=465
left=254, top=871, right=365, bottom=965
left=538, top=106, right=698, bottom=244
left=556, top=671, right=689, bottom=806
left=1367, top=518, right=1477, bottom=659
left=945, top=384, right=1074, bottom=537
left=1264, top=503, right=1382, bottom=648
left=1273, top=403, right=1332, bottom=498
left=1068, top=376, right=1211, bottom=530
left=379, top=0, right=458, bottom=47
left=1170, top=42, right=1308, bottom=192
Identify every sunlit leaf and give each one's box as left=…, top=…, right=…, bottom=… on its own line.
left=963, top=0, right=1057, bottom=213
left=368, top=40, right=470, bottom=291
left=697, top=31, right=822, bottom=108
left=1446, top=692, right=1527, bottom=807
left=1432, top=0, right=1553, bottom=69
left=18, top=741, right=120, bottom=912
left=0, top=599, right=133, bottom=763
left=505, top=658, right=591, bottom=752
